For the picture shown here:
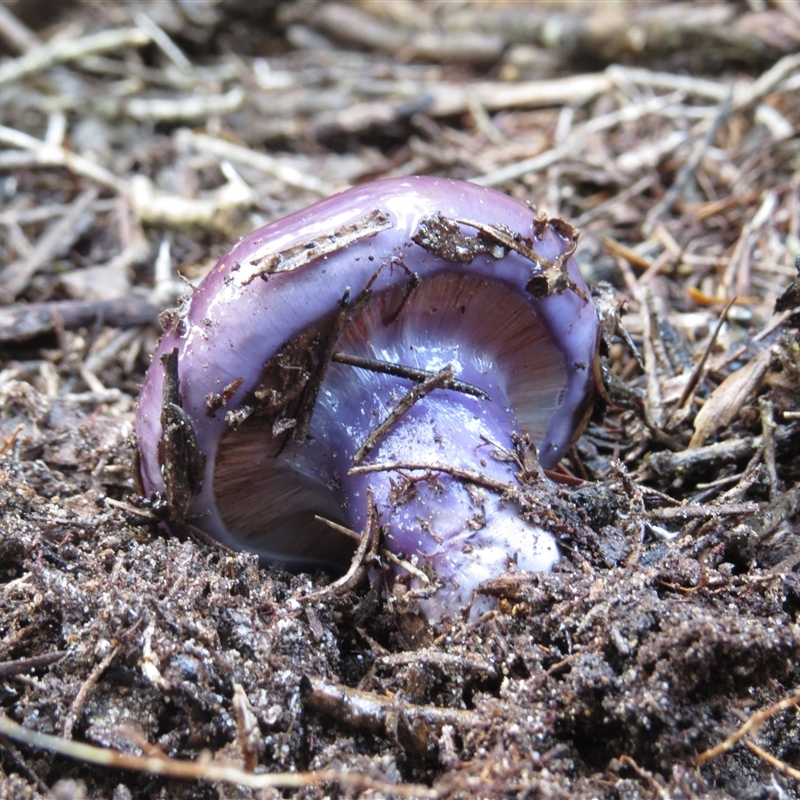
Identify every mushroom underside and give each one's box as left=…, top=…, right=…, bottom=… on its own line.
left=213, top=271, right=571, bottom=571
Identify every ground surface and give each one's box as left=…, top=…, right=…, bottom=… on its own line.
left=1, top=2, right=800, bottom=798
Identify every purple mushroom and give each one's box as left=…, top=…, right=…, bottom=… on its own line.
left=134, top=176, right=598, bottom=623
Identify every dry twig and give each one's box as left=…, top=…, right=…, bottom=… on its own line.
left=696, top=690, right=800, bottom=768
left=0, top=714, right=434, bottom=797
left=0, top=27, right=151, bottom=86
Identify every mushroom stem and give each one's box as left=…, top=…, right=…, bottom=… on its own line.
left=259, top=290, right=559, bottom=621
left=337, top=372, right=557, bottom=621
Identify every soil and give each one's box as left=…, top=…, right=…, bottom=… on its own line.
left=1, top=2, right=800, bottom=798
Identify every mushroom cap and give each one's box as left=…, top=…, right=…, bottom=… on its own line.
left=135, top=176, right=598, bottom=559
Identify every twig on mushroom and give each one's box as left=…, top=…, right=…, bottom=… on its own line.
left=354, top=365, right=455, bottom=464
left=304, top=496, right=381, bottom=602
left=158, top=349, right=206, bottom=522
left=312, top=501, right=431, bottom=589
left=312, top=516, right=363, bottom=544
left=379, top=549, right=431, bottom=586
left=332, top=352, right=490, bottom=401
left=293, top=286, right=374, bottom=442
left=455, top=217, right=552, bottom=270
left=460, top=216, right=587, bottom=301
left=349, top=460, right=515, bottom=496
left=241, top=209, right=391, bottom=283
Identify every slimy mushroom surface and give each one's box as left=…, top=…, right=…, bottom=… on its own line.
left=135, top=176, right=598, bottom=622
